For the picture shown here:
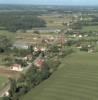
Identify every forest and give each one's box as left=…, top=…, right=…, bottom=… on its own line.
left=0, top=12, right=46, bottom=32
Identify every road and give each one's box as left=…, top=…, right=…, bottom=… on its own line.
left=23, top=53, right=42, bottom=73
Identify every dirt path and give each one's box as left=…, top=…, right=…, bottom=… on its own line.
left=0, top=68, right=21, bottom=78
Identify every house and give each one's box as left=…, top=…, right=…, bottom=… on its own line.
left=33, top=47, right=39, bottom=52
left=33, top=46, right=46, bottom=52
left=40, top=47, right=46, bottom=52
left=27, top=54, right=33, bottom=61
left=77, top=46, right=82, bottom=49
left=78, top=35, right=83, bottom=38
left=34, top=58, right=45, bottom=69
left=73, top=34, right=77, bottom=37
left=4, top=91, right=10, bottom=96
left=10, top=64, right=23, bottom=71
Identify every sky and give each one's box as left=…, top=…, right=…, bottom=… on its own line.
left=0, top=0, right=98, bottom=5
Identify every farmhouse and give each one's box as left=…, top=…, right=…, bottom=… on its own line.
left=10, top=64, right=23, bottom=71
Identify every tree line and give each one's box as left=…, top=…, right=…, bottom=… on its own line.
left=0, top=12, right=46, bottom=32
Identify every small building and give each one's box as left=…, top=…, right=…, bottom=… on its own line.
left=77, top=46, right=82, bottom=49
left=33, top=46, right=46, bottom=52
left=78, top=35, right=83, bottom=38
left=10, top=64, right=23, bottom=71
left=40, top=47, right=46, bottom=52
left=73, top=34, right=77, bottom=37
left=4, top=91, right=10, bottom=96
left=27, top=54, right=33, bottom=61
left=33, top=47, right=39, bottom=52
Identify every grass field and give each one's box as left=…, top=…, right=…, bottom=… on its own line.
left=21, top=52, right=98, bottom=100
left=0, top=30, right=15, bottom=66
left=0, top=76, right=7, bottom=89
left=81, top=25, right=98, bottom=32
left=40, top=14, right=70, bottom=28
left=0, top=30, right=15, bottom=39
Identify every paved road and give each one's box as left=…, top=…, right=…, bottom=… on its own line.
left=23, top=54, right=42, bottom=74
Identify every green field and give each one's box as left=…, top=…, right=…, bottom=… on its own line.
left=21, top=52, right=98, bottom=100
left=0, top=76, right=7, bottom=89
left=40, top=14, right=70, bottom=28
left=0, top=98, right=3, bottom=100
left=82, top=25, right=98, bottom=32
left=0, top=30, right=15, bottom=39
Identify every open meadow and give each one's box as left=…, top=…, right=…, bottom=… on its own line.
left=39, top=14, right=71, bottom=28
left=21, top=52, right=98, bottom=100
left=81, top=25, right=98, bottom=32
left=0, top=76, right=7, bottom=90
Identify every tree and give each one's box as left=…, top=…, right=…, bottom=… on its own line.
left=33, top=31, right=40, bottom=34
left=0, top=14, right=46, bottom=32
left=0, top=35, right=12, bottom=53
left=2, top=96, right=10, bottom=100
left=28, top=45, right=34, bottom=53
left=9, top=79, right=17, bottom=98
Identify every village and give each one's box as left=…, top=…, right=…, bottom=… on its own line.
left=0, top=27, right=98, bottom=97
left=0, top=4, right=98, bottom=100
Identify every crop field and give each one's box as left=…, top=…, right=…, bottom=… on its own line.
left=40, top=14, right=71, bottom=28
left=15, top=32, right=58, bottom=45
left=0, top=30, right=15, bottom=39
left=21, top=52, right=98, bottom=100
left=81, top=25, right=98, bottom=32
left=0, top=68, right=22, bottom=79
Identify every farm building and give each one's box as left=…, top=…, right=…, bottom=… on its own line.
left=10, top=64, right=23, bottom=71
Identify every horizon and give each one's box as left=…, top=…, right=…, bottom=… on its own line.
left=0, top=0, right=98, bottom=6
